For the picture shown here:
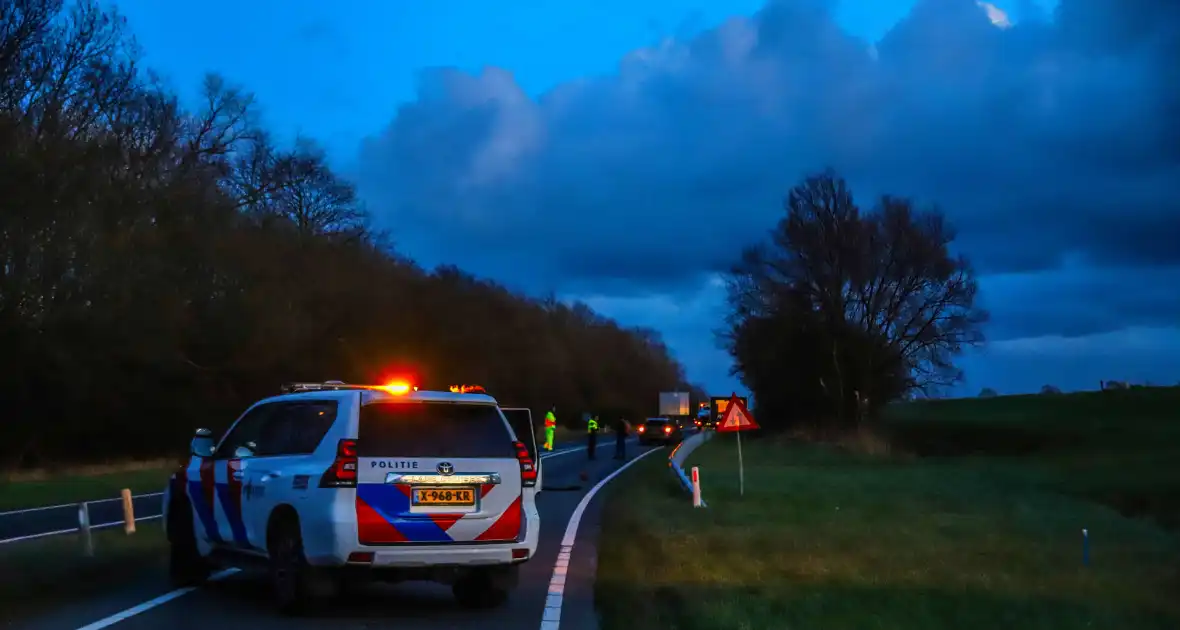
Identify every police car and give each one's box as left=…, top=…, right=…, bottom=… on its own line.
left=163, top=381, right=542, bottom=614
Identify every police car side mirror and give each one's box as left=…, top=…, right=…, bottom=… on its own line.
left=190, top=428, right=214, bottom=458
left=233, top=442, right=256, bottom=459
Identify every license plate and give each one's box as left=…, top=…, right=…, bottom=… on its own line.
left=412, top=487, right=476, bottom=507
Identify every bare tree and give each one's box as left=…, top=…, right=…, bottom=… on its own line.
left=272, top=137, right=367, bottom=236
left=723, top=170, right=987, bottom=430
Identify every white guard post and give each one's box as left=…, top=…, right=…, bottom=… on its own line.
left=78, top=501, right=94, bottom=557
left=691, top=466, right=703, bottom=508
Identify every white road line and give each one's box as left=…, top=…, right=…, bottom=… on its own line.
left=540, top=446, right=586, bottom=459
left=0, top=514, right=163, bottom=545
left=539, top=437, right=638, bottom=461
left=73, top=568, right=240, bottom=630
left=539, top=445, right=665, bottom=630
left=0, top=492, right=165, bottom=517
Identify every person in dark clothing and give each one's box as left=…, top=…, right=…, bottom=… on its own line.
left=613, top=417, right=628, bottom=459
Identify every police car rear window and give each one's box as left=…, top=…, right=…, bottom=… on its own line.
left=358, top=402, right=516, bottom=458
left=644, top=419, right=667, bottom=425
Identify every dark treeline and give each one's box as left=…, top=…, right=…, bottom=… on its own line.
left=723, top=171, right=988, bottom=434
left=0, top=0, right=694, bottom=468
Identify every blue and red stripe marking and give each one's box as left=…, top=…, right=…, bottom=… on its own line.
left=185, top=458, right=249, bottom=548
left=356, top=484, right=522, bottom=544
left=187, top=458, right=222, bottom=544
left=219, top=459, right=249, bottom=547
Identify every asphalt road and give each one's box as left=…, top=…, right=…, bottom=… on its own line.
left=14, top=436, right=666, bottom=630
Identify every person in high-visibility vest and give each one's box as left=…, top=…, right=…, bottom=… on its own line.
left=586, top=415, right=600, bottom=460
left=543, top=406, right=557, bottom=451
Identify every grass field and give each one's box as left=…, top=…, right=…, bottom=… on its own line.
left=597, top=387, right=1180, bottom=630
left=0, top=525, right=166, bottom=623
left=884, top=386, right=1180, bottom=529
left=0, top=460, right=178, bottom=511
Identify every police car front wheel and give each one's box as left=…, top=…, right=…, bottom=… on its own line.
left=167, top=496, right=211, bottom=587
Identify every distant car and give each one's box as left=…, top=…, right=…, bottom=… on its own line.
left=695, top=407, right=714, bottom=430
left=163, top=381, right=541, bottom=614
left=637, top=417, right=682, bottom=445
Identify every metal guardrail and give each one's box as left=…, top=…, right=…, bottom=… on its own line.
left=0, top=489, right=156, bottom=547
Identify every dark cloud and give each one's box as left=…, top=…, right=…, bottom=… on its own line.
left=980, top=264, right=1180, bottom=340
left=355, top=0, right=1180, bottom=347
left=958, top=325, right=1180, bottom=394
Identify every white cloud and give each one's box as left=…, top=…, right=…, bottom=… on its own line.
left=977, top=2, right=1013, bottom=28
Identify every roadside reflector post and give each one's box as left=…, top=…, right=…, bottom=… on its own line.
left=691, top=466, right=703, bottom=508
left=78, top=502, right=94, bottom=557
left=737, top=431, right=745, bottom=497
left=121, top=488, right=136, bottom=534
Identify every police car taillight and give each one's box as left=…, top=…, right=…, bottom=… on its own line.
left=664, top=425, right=672, bottom=434
left=513, top=441, right=537, bottom=487
left=319, top=438, right=358, bottom=488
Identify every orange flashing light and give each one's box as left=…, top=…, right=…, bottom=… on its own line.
left=449, top=384, right=487, bottom=394
left=379, top=381, right=413, bottom=395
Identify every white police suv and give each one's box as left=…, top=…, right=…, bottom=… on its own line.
left=162, top=381, right=543, bottom=614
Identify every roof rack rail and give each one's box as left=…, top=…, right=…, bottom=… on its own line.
left=280, top=381, right=371, bottom=394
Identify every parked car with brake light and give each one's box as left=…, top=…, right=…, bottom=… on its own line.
left=694, top=405, right=714, bottom=429
left=162, top=380, right=542, bottom=615
left=636, top=417, right=682, bottom=446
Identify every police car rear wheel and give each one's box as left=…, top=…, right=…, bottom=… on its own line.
left=269, top=519, right=317, bottom=615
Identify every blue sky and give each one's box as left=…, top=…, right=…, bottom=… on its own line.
left=116, top=0, right=922, bottom=161
left=114, top=0, right=1180, bottom=397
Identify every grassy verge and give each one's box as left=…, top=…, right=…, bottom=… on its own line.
left=0, top=525, right=166, bottom=622
left=883, top=387, right=1180, bottom=529
left=597, top=436, right=1180, bottom=630
left=0, top=460, right=178, bottom=511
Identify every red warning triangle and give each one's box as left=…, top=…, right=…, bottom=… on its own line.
left=716, top=393, right=759, bottom=432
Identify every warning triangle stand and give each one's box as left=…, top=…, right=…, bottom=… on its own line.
left=716, top=394, right=759, bottom=432
left=715, top=393, right=758, bottom=497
